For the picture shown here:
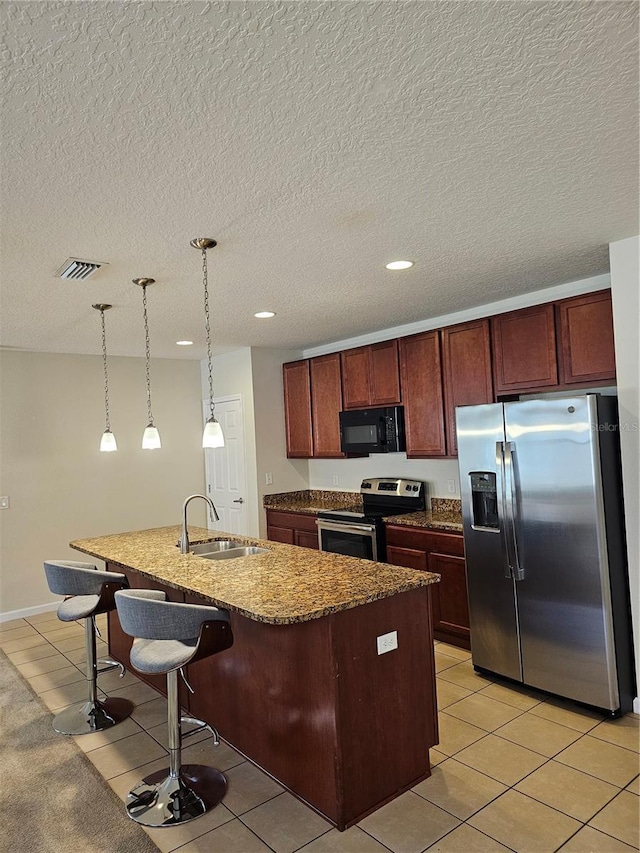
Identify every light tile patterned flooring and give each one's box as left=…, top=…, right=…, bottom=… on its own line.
left=2, top=612, right=639, bottom=853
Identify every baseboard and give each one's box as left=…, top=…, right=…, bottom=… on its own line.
left=634, top=696, right=640, bottom=715
left=1, top=601, right=59, bottom=623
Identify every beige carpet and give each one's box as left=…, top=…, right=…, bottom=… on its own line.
left=0, top=650, right=160, bottom=853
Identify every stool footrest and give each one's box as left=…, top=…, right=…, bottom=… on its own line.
left=180, top=715, right=220, bottom=746
left=97, top=658, right=126, bottom=677
left=52, top=696, right=134, bottom=735
left=126, top=764, right=227, bottom=827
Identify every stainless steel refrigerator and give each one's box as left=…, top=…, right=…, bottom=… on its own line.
left=456, top=395, right=635, bottom=715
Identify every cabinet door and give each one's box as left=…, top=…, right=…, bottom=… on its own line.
left=491, top=303, right=558, bottom=393
left=557, top=290, right=616, bottom=385
left=386, top=545, right=428, bottom=572
left=341, top=347, right=371, bottom=409
left=267, top=525, right=295, bottom=545
left=370, top=340, right=401, bottom=405
left=283, top=360, right=313, bottom=458
left=310, top=353, right=345, bottom=458
left=442, top=320, right=493, bottom=456
left=427, top=552, right=470, bottom=647
left=399, top=331, right=446, bottom=457
left=295, top=530, right=320, bottom=550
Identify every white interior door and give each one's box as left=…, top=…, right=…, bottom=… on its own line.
left=203, top=395, right=248, bottom=535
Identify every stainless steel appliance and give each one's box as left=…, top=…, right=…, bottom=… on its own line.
left=456, top=395, right=635, bottom=715
left=339, top=406, right=405, bottom=454
left=317, top=477, right=425, bottom=561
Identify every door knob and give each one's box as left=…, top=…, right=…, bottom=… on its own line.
left=233, top=498, right=244, bottom=504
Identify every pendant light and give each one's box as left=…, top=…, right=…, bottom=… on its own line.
left=133, top=278, right=161, bottom=450
left=190, top=238, right=224, bottom=448
left=93, top=304, right=117, bottom=452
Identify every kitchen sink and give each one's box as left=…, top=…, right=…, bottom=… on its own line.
left=190, top=540, right=242, bottom=555
left=198, top=546, right=270, bottom=561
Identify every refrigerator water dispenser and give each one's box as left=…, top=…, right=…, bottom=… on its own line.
left=470, top=472, right=499, bottom=529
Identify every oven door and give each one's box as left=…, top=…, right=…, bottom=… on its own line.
left=316, top=519, right=378, bottom=561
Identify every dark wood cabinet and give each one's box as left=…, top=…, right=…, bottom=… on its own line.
left=386, top=526, right=469, bottom=649
left=399, top=332, right=446, bottom=457
left=266, top=509, right=319, bottom=549
left=310, top=353, right=345, bottom=458
left=341, top=340, right=401, bottom=409
left=557, top=290, right=616, bottom=385
left=441, top=319, right=493, bottom=456
left=283, top=360, right=314, bottom=458
left=491, top=303, right=558, bottom=393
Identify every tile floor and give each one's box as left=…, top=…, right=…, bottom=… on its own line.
left=2, top=612, right=639, bottom=853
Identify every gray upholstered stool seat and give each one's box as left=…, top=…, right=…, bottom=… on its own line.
left=43, top=560, right=134, bottom=735
left=115, top=588, right=233, bottom=828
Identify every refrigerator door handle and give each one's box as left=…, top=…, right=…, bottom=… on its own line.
left=504, top=441, right=524, bottom=580
left=496, top=441, right=514, bottom=579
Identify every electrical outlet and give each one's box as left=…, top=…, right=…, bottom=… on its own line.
left=447, top=479, right=457, bottom=494
left=0, top=496, right=9, bottom=510
left=265, top=472, right=273, bottom=486
left=376, top=630, right=398, bottom=655
left=332, top=475, right=339, bottom=486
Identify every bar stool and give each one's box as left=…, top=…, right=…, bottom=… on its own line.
left=43, top=560, right=134, bottom=735
left=114, top=588, right=233, bottom=827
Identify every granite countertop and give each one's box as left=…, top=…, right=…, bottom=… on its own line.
left=70, top=525, right=439, bottom=626
left=264, top=491, right=463, bottom=533
left=264, top=489, right=360, bottom=514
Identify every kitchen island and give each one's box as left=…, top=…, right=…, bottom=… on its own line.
left=71, top=525, right=440, bottom=830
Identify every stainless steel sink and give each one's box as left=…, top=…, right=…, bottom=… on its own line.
left=190, top=540, right=242, bottom=555
left=198, top=546, right=270, bottom=561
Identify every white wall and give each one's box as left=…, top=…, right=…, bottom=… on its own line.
left=609, top=235, right=640, bottom=707
left=0, top=350, right=206, bottom=619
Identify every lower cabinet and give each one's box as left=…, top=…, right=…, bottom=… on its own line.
left=266, top=509, right=319, bottom=549
left=385, top=525, right=470, bottom=649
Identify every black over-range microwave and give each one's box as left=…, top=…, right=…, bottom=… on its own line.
left=339, top=406, right=406, bottom=454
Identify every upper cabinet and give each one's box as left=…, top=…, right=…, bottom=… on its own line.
left=441, top=320, right=493, bottom=456
left=399, top=331, right=446, bottom=457
left=341, top=341, right=401, bottom=409
left=310, top=353, right=345, bottom=458
left=283, top=289, right=616, bottom=459
left=491, top=303, right=558, bottom=393
left=283, top=360, right=313, bottom=458
left=557, top=290, right=616, bottom=385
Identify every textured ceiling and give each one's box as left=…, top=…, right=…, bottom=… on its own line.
left=1, top=1, right=638, bottom=360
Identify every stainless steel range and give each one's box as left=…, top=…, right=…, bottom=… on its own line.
left=317, top=478, right=425, bottom=562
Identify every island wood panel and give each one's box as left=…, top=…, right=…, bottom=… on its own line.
left=333, top=586, right=437, bottom=825
left=183, top=586, right=436, bottom=829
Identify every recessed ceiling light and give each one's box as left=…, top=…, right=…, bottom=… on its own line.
left=176, top=340, right=193, bottom=346
left=385, top=260, right=414, bottom=270
left=254, top=311, right=276, bottom=318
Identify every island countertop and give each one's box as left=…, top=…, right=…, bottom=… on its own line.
left=70, top=525, right=439, bottom=626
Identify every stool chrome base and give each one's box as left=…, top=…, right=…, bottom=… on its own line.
left=126, top=764, right=227, bottom=827
left=52, top=697, right=134, bottom=735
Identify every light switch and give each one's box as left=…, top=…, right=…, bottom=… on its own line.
left=0, top=496, right=9, bottom=510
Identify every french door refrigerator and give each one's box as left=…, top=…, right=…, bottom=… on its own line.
left=456, top=395, right=635, bottom=715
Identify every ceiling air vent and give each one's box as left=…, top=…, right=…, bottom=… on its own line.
left=55, top=258, right=107, bottom=280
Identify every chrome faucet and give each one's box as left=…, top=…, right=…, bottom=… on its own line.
left=180, top=494, right=219, bottom=554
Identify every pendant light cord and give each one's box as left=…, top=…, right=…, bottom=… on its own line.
left=202, top=247, right=216, bottom=422
left=99, top=308, right=111, bottom=432
left=141, top=284, right=154, bottom=425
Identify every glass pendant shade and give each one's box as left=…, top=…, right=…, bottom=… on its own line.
left=203, top=417, right=224, bottom=448
left=191, top=237, right=225, bottom=450
left=142, top=423, right=161, bottom=450
left=100, top=429, right=118, bottom=452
